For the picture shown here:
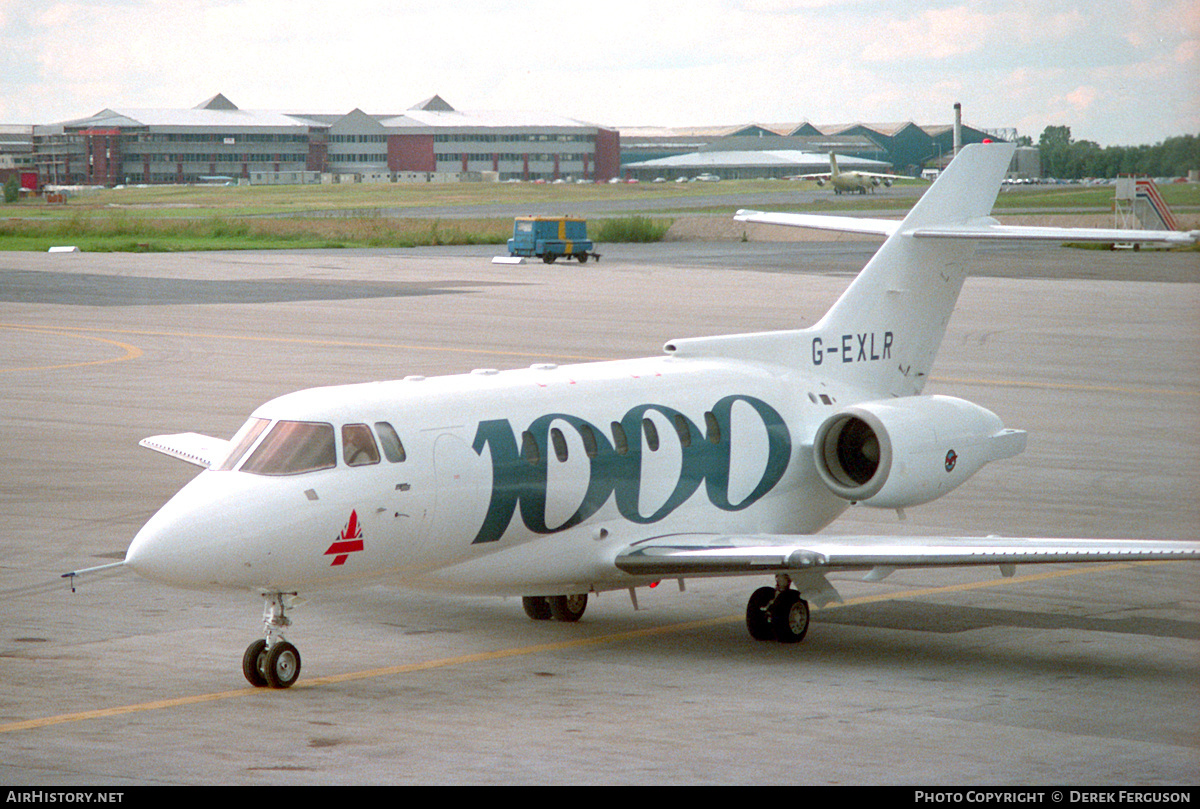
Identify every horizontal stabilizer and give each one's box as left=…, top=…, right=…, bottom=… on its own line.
left=735, top=210, right=1198, bottom=245
left=139, top=432, right=229, bottom=468
left=735, top=209, right=900, bottom=238
left=912, top=221, right=1199, bottom=245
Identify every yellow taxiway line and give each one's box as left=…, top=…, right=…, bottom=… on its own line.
left=0, top=562, right=1149, bottom=735
left=0, top=325, right=143, bottom=373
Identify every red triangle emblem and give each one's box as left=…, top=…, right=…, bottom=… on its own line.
left=324, top=510, right=365, bottom=566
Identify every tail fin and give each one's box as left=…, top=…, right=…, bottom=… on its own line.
left=828, top=152, right=840, bottom=177
left=668, top=144, right=1012, bottom=390
left=808, top=142, right=1015, bottom=396
left=682, top=142, right=1195, bottom=393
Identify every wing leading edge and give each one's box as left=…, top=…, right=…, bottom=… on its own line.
left=615, top=534, right=1200, bottom=582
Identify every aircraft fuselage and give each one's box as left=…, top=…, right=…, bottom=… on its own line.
left=830, top=173, right=879, bottom=194
left=126, top=354, right=849, bottom=597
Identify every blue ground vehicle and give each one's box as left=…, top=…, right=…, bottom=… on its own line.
left=507, top=216, right=600, bottom=263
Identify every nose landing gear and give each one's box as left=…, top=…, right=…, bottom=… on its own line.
left=243, top=592, right=303, bottom=688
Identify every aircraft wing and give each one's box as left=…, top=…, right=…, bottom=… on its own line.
left=615, top=533, right=1200, bottom=583
left=855, top=171, right=922, bottom=181
left=735, top=209, right=900, bottom=237
left=139, top=432, right=230, bottom=468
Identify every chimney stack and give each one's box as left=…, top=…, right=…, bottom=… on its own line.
left=953, top=102, right=962, bottom=155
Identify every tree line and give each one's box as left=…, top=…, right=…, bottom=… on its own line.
left=1025, top=126, right=1199, bottom=179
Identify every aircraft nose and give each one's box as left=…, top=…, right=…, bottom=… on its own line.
left=125, top=478, right=216, bottom=587
left=125, top=471, right=282, bottom=590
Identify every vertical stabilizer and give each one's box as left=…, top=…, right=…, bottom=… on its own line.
left=722, top=142, right=1190, bottom=396
left=808, top=142, right=1015, bottom=397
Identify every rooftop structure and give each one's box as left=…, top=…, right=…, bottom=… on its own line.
left=620, top=118, right=1003, bottom=177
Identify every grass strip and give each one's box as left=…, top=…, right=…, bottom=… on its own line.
left=0, top=215, right=511, bottom=252
left=0, top=213, right=677, bottom=252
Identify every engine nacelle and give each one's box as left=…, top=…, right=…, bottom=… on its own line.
left=812, top=395, right=1026, bottom=509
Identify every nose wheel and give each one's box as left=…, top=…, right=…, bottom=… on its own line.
left=243, top=592, right=303, bottom=689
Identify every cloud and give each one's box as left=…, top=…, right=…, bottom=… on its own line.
left=1064, top=86, right=1099, bottom=112
left=0, top=0, right=1195, bottom=146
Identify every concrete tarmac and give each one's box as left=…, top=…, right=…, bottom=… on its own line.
left=0, top=241, right=1197, bottom=785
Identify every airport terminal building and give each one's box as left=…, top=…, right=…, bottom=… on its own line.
left=31, top=94, right=622, bottom=186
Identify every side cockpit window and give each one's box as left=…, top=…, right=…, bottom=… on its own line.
left=375, top=421, right=407, bottom=462
left=342, top=423, right=381, bottom=467
left=241, top=421, right=336, bottom=476
left=216, top=417, right=270, bottom=472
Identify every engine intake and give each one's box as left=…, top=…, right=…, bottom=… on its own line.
left=813, top=395, right=1026, bottom=509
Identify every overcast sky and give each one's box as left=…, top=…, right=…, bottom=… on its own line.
left=2, top=0, right=1196, bottom=146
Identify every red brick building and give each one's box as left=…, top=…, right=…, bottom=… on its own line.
left=31, top=94, right=621, bottom=186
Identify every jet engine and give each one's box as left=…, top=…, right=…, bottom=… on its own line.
left=882, top=178, right=893, bottom=187
left=812, top=395, right=1026, bottom=509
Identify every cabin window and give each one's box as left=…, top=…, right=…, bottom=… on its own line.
left=673, top=414, right=692, bottom=448
left=550, top=427, right=568, bottom=462
left=342, top=424, right=380, bottom=467
left=241, top=421, right=336, bottom=476
left=521, top=430, right=540, bottom=466
left=642, top=418, right=660, bottom=452
left=704, top=411, right=721, bottom=445
left=579, top=424, right=598, bottom=459
left=217, top=417, right=270, bottom=471
left=611, top=421, right=628, bottom=456
left=375, top=421, right=406, bottom=462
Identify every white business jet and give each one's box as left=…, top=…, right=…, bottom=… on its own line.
left=67, top=143, right=1199, bottom=688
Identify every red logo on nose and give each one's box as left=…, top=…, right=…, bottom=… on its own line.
left=325, top=510, right=364, bottom=566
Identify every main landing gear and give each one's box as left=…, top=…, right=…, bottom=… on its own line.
left=522, top=593, right=588, bottom=623
left=745, top=575, right=810, bottom=644
left=243, top=592, right=303, bottom=689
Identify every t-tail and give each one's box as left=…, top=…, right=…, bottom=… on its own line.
left=802, top=142, right=1015, bottom=397
left=667, top=143, right=1014, bottom=397
left=723, top=141, right=1196, bottom=398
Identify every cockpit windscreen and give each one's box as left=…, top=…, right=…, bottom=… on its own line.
left=240, top=421, right=336, bottom=476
